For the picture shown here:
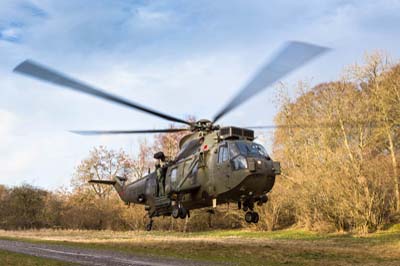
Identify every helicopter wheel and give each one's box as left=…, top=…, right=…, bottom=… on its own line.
left=172, top=206, right=180, bottom=219
left=179, top=207, right=187, bottom=219
left=245, top=211, right=253, bottom=224
left=251, top=212, right=259, bottom=224
left=146, top=220, right=153, bottom=231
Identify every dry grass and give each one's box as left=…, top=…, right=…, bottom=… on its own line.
left=0, top=226, right=399, bottom=266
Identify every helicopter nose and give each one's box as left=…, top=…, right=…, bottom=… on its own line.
left=233, top=157, right=279, bottom=201
left=247, top=157, right=280, bottom=176
left=249, top=158, right=263, bottom=172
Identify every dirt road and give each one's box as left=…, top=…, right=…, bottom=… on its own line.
left=0, top=239, right=215, bottom=266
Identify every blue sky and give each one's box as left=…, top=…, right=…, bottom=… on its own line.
left=1, top=0, right=399, bottom=189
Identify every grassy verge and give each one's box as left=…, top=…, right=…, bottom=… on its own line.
left=0, top=226, right=399, bottom=266
left=0, top=249, right=76, bottom=266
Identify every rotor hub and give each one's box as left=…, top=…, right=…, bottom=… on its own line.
left=191, top=119, right=219, bottom=132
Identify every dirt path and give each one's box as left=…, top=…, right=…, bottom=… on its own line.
left=0, top=239, right=216, bottom=266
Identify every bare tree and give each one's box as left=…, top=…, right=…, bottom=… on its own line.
left=72, top=146, right=133, bottom=199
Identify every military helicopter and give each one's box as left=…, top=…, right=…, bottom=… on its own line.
left=14, top=41, right=328, bottom=231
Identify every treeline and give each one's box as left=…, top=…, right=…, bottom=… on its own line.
left=0, top=182, right=251, bottom=231
left=270, top=52, right=400, bottom=233
left=0, top=146, right=250, bottom=231
left=0, top=183, right=130, bottom=230
left=1, top=52, right=398, bottom=233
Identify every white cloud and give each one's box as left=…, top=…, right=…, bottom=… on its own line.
left=136, top=7, right=172, bottom=24
left=0, top=110, right=36, bottom=185
left=0, top=110, right=16, bottom=134
left=0, top=0, right=399, bottom=190
left=0, top=27, right=21, bottom=41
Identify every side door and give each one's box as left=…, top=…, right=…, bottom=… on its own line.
left=166, top=166, right=179, bottom=193
left=216, top=144, right=231, bottom=190
left=145, top=174, right=157, bottom=208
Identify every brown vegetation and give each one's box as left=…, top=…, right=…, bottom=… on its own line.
left=0, top=53, right=398, bottom=233
left=270, top=52, right=400, bottom=232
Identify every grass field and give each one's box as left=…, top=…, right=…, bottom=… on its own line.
left=0, top=225, right=399, bottom=266
left=0, top=249, right=76, bottom=266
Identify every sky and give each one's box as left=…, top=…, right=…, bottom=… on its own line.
left=1, top=0, right=400, bottom=189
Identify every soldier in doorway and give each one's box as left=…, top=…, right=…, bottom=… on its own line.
left=154, top=152, right=166, bottom=197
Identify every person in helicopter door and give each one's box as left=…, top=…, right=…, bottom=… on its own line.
left=154, top=152, right=166, bottom=197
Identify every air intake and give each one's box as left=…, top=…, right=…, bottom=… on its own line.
left=220, top=127, right=254, bottom=140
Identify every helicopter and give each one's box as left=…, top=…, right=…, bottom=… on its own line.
left=13, top=41, right=328, bottom=231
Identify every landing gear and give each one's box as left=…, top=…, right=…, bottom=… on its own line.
left=242, top=199, right=254, bottom=212
left=251, top=212, right=259, bottom=223
left=244, top=211, right=259, bottom=224
left=245, top=211, right=253, bottom=223
left=146, top=219, right=153, bottom=231
left=257, top=195, right=268, bottom=206
left=179, top=207, right=188, bottom=219
left=241, top=197, right=261, bottom=224
left=172, top=205, right=189, bottom=219
left=172, top=206, right=180, bottom=219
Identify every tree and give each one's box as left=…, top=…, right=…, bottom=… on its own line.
left=131, top=139, right=154, bottom=180
left=272, top=55, right=399, bottom=232
left=5, top=184, right=48, bottom=229
left=348, top=52, right=400, bottom=212
left=72, top=146, right=134, bottom=199
left=152, top=123, right=193, bottom=159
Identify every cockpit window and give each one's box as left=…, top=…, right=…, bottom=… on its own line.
left=254, top=143, right=268, bottom=157
left=234, top=141, right=268, bottom=157
left=218, top=145, right=229, bottom=163
left=228, top=142, right=240, bottom=158
left=175, top=139, right=202, bottom=161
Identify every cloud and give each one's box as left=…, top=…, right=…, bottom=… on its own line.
left=136, top=6, right=172, bottom=25
left=0, top=26, right=22, bottom=42
left=0, top=110, right=36, bottom=185
left=0, top=0, right=399, bottom=189
left=0, top=0, right=48, bottom=44
left=19, top=1, right=48, bottom=18
left=0, top=110, right=17, bottom=140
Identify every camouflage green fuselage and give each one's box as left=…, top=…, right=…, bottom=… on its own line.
left=117, top=129, right=279, bottom=217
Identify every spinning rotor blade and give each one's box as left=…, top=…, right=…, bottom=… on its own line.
left=14, top=60, right=191, bottom=125
left=246, top=124, right=326, bottom=129
left=70, top=128, right=189, bottom=135
left=246, top=121, right=394, bottom=130
left=213, top=41, right=329, bottom=123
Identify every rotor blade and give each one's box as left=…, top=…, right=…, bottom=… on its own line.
left=14, top=60, right=191, bottom=125
left=245, top=125, right=278, bottom=129
left=70, top=128, right=189, bottom=135
left=246, top=124, right=324, bottom=129
left=213, top=41, right=329, bottom=123
left=246, top=121, right=394, bottom=130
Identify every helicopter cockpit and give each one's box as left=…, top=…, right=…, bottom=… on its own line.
left=219, top=141, right=270, bottom=171
left=232, top=141, right=270, bottom=158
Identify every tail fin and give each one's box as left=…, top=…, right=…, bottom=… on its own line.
left=89, top=176, right=126, bottom=198
left=89, top=180, right=116, bottom=185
